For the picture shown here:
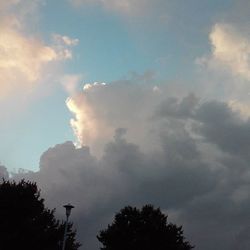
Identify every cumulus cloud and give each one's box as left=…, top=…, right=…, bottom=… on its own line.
left=15, top=136, right=216, bottom=249
left=6, top=80, right=250, bottom=250
left=197, top=23, right=250, bottom=81
left=66, top=78, right=170, bottom=155
left=0, top=27, right=57, bottom=81
left=195, top=22, right=250, bottom=120
left=2, top=2, right=250, bottom=249
left=0, top=0, right=78, bottom=99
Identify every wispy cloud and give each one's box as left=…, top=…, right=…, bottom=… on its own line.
left=69, top=0, right=148, bottom=15
left=53, top=34, right=79, bottom=46
left=61, top=74, right=82, bottom=95
left=68, top=0, right=170, bottom=23
left=0, top=0, right=20, bottom=11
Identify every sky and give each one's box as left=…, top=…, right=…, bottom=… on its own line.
left=1, top=0, right=250, bottom=249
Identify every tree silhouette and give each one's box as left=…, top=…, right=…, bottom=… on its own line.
left=97, top=204, right=193, bottom=250
left=0, top=179, right=81, bottom=250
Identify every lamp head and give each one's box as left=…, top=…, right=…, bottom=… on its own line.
left=63, top=203, right=74, bottom=218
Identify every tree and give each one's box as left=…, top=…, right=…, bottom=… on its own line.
left=97, top=204, right=193, bottom=250
left=0, top=179, right=81, bottom=250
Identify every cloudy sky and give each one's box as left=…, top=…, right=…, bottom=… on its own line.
left=1, top=0, right=250, bottom=249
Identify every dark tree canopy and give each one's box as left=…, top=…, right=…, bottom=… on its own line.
left=0, top=179, right=81, bottom=250
left=97, top=204, right=194, bottom=250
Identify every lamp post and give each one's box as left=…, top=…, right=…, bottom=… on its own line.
left=62, top=203, right=74, bottom=250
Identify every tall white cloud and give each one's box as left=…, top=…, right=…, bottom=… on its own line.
left=196, top=22, right=250, bottom=119
left=66, top=79, right=172, bottom=155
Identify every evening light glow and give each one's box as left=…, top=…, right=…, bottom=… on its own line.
left=1, top=0, right=250, bottom=249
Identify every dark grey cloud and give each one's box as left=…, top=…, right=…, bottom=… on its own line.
left=4, top=94, right=250, bottom=250
left=195, top=101, right=250, bottom=156
left=155, top=93, right=199, bottom=119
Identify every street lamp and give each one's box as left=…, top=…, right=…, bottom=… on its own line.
left=62, top=203, right=74, bottom=250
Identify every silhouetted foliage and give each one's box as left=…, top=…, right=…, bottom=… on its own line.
left=0, top=179, right=81, bottom=250
left=97, top=204, right=194, bottom=250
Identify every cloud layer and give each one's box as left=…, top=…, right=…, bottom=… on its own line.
left=3, top=80, right=249, bottom=250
